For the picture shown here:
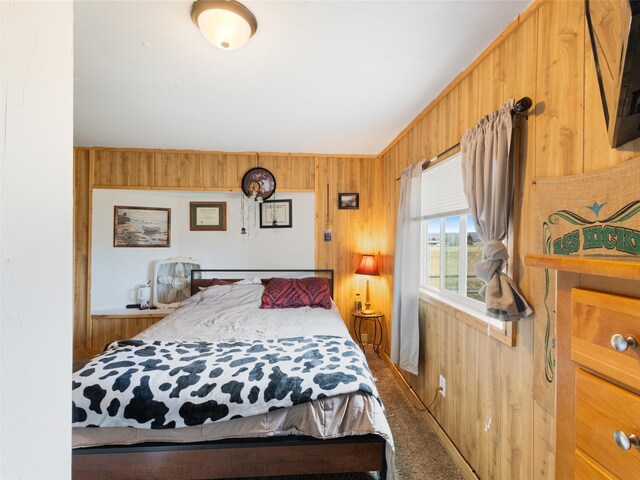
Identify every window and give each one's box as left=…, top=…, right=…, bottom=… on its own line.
left=419, top=153, right=485, bottom=313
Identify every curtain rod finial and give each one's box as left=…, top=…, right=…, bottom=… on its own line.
left=512, top=97, right=532, bottom=113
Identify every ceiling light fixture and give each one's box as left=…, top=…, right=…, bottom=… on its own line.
left=191, top=0, right=257, bottom=50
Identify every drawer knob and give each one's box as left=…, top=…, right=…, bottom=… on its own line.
left=611, top=334, right=638, bottom=352
left=614, top=431, right=640, bottom=451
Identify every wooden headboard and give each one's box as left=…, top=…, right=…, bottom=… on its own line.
left=190, top=269, right=334, bottom=298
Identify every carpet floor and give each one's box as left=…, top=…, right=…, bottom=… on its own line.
left=225, top=349, right=464, bottom=480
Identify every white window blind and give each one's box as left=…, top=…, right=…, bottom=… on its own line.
left=421, top=153, right=469, bottom=217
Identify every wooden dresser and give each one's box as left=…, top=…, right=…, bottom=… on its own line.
left=525, top=255, right=640, bottom=479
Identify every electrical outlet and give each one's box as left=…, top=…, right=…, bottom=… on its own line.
left=361, top=333, right=368, bottom=344
left=438, top=375, right=446, bottom=397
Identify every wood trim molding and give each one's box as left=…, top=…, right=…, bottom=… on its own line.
left=91, top=185, right=316, bottom=193
left=74, top=146, right=377, bottom=159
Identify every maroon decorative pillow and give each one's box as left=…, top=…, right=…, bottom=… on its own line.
left=260, top=277, right=332, bottom=309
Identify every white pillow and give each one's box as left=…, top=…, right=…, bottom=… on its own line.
left=235, top=276, right=263, bottom=285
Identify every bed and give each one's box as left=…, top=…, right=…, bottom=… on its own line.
left=72, top=269, right=394, bottom=480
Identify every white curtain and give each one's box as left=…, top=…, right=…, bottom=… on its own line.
left=391, top=162, right=422, bottom=375
left=461, top=98, right=532, bottom=320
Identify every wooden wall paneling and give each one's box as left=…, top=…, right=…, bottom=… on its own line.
left=423, top=303, right=441, bottom=417
left=92, top=149, right=114, bottom=186
left=261, top=155, right=290, bottom=191
left=475, top=331, right=502, bottom=480
left=501, top=13, right=538, bottom=480
left=378, top=1, right=638, bottom=479
left=258, top=155, right=290, bottom=190
left=425, top=105, right=442, bottom=160
left=533, top=401, right=555, bottom=480
left=333, top=156, right=353, bottom=323
left=220, top=153, right=255, bottom=189
left=442, top=87, right=460, bottom=150
left=477, top=42, right=506, bottom=118
left=154, top=151, right=204, bottom=188
left=535, top=0, right=585, bottom=177
left=199, top=153, right=223, bottom=189
left=436, top=305, right=451, bottom=435
left=86, top=149, right=96, bottom=349
left=369, top=156, right=391, bottom=353
left=354, top=157, right=377, bottom=334
left=446, top=312, right=463, bottom=456
left=314, top=156, right=378, bottom=337
left=499, top=319, right=534, bottom=479
left=458, top=70, right=480, bottom=139
left=290, top=156, right=315, bottom=191
left=379, top=147, right=399, bottom=353
left=315, top=156, right=334, bottom=272
left=406, top=117, right=422, bottom=165
left=121, top=150, right=155, bottom=187
left=414, top=301, right=426, bottom=403
left=413, top=117, right=427, bottom=161
left=504, top=12, right=538, bottom=290
left=461, top=321, right=479, bottom=467
left=92, top=149, right=156, bottom=188
left=74, top=149, right=91, bottom=349
left=91, top=149, right=115, bottom=186
left=91, top=317, right=163, bottom=350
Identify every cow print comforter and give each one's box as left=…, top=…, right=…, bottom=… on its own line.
left=72, top=335, right=380, bottom=429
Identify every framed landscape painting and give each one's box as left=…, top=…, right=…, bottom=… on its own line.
left=114, top=206, right=170, bottom=247
left=338, top=193, right=359, bottom=210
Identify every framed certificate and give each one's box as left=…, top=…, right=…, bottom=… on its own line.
left=189, top=202, right=227, bottom=231
left=260, top=199, right=292, bottom=228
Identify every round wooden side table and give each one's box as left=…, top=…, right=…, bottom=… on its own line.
left=351, top=310, right=384, bottom=358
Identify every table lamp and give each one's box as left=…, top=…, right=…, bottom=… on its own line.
left=355, top=254, right=379, bottom=314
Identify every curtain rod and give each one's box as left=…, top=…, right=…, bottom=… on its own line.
left=395, top=96, right=532, bottom=181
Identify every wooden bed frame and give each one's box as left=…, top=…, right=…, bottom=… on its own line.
left=73, top=269, right=388, bottom=480
left=73, top=435, right=387, bottom=479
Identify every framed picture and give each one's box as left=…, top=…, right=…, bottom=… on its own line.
left=338, top=193, right=359, bottom=210
left=114, top=206, right=170, bottom=247
left=190, top=202, right=227, bottom=231
left=260, top=199, right=292, bottom=228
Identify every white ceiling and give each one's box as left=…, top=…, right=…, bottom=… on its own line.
left=74, top=0, right=531, bottom=155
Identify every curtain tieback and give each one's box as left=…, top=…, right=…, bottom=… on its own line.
left=474, top=240, right=508, bottom=283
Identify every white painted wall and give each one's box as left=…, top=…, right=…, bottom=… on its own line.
left=0, top=2, right=73, bottom=479
left=91, top=189, right=315, bottom=309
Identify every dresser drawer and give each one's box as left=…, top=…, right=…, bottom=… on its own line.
left=576, top=369, right=640, bottom=479
left=572, top=288, right=640, bottom=391
left=576, top=449, right=614, bottom=480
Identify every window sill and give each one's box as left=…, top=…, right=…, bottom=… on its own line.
left=418, top=288, right=516, bottom=347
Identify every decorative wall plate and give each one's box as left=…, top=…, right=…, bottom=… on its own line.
left=241, top=167, right=276, bottom=201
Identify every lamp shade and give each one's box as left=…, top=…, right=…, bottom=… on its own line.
left=355, top=255, right=379, bottom=276
left=191, top=0, right=257, bottom=50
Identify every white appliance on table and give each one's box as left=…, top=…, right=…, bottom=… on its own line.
left=152, top=257, right=205, bottom=308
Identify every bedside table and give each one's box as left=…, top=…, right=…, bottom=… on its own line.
left=351, top=311, right=384, bottom=358
left=89, top=308, right=173, bottom=350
